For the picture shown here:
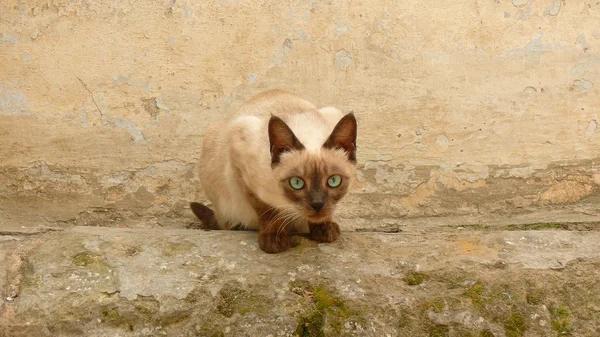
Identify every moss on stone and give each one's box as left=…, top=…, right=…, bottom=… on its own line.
left=479, top=330, right=495, bottom=337
left=295, top=308, right=325, bottom=337
left=20, top=261, right=41, bottom=288
left=215, top=282, right=271, bottom=318
left=503, top=312, right=526, bottom=337
left=404, top=271, right=428, bottom=286
left=504, top=223, right=568, bottom=231
left=464, top=282, right=487, bottom=309
left=426, top=324, right=450, bottom=337
left=313, top=286, right=344, bottom=311
left=72, top=251, right=100, bottom=266
left=397, top=310, right=412, bottom=328
left=71, top=250, right=110, bottom=274
left=292, top=282, right=364, bottom=336
left=159, top=240, right=196, bottom=257
left=525, top=288, right=545, bottom=305
left=423, top=297, right=445, bottom=313
left=550, top=304, right=571, bottom=335
left=132, top=295, right=160, bottom=319
left=100, top=305, right=134, bottom=332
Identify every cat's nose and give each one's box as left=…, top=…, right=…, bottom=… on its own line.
left=310, top=201, right=324, bottom=212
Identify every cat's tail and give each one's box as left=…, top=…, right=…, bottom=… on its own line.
left=189, top=202, right=220, bottom=230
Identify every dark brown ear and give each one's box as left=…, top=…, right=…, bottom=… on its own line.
left=323, top=113, right=358, bottom=163
left=268, top=115, right=305, bottom=165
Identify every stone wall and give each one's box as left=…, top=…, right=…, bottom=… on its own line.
left=1, top=0, right=599, bottom=229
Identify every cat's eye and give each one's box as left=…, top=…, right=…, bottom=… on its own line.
left=327, top=175, right=342, bottom=188
left=289, top=176, right=305, bottom=190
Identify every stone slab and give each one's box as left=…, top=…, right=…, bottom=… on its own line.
left=1, top=226, right=599, bottom=336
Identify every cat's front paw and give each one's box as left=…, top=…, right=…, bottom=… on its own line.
left=309, top=221, right=340, bottom=243
left=258, top=233, right=299, bottom=254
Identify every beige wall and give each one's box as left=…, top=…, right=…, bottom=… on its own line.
left=1, top=0, right=599, bottom=227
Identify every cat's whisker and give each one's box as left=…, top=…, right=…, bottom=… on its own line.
left=274, top=211, right=296, bottom=243
left=276, top=212, right=301, bottom=242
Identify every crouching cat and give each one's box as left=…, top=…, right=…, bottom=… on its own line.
left=190, top=90, right=357, bottom=254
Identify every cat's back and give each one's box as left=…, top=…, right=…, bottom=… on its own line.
left=233, top=89, right=317, bottom=120
left=231, top=90, right=343, bottom=151
left=199, top=90, right=317, bottom=176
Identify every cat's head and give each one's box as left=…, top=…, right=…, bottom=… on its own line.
left=269, top=113, right=357, bottom=222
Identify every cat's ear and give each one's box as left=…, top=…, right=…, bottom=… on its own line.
left=323, top=113, right=358, bottom=163
left=268, top=115, right=305, bottom=165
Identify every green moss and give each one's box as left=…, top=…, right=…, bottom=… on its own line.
left=503, top=312, right=526, bottom=337
left=132, top=296, right=160, bottom=319
left=125, top=246, right=143, bottom=257
left=550, top=305, right=571, bottom=335
left=20, top=261, right=41, bottom=288
left=423, top=297, right=445, bottom=313
left=160, top=240, right=196, bottom=257
left=464, top=282, right=487, bottom=309
left=427, top=324, right=450, bottom=337
left=102, top=307, right=120, bottom=320
left=100, top=305, right=134, bottom=331
left=404, top=271, right=428, bottom=286
left=397, top=310, right=412, bottom=328
left=295, top=308, right=325, bottom=337
left=453, top=329, right=475, bottom=337
left=313, top=286, right=345, bottom=311
left=525, top=288, right=545, bottom=305
left=72, top=251, right=100, bottom=266
left=71, top=251, right=111, bottom=275
left=479, top=330, right=495, bottom=337
left=290, top=280, right=313, bottom=296
left=194, top=325, right=225, bottom=337
left=504, top=223, right=568, bottom=231
left=292, top=282, right=364, bottom=336
left=215, top=283, right=270, bottom=318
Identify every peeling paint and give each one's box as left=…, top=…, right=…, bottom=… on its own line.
left=435, top=134, right=449, bottom=147
left=576, top=34, right=589, bottom=51
left=512, top=0, right=528, bottom=7
left=155, top=97, right=170, bottom=112
left=335, top=20, right=349, bottom=37
left=508, top=166, right=535, bottom=178
left=0, top=85, right=30, bottom=116
left=570, top=79, right=594, bottom=92
left=79, top=112, right=89, bottom=127
left=335, top=49, right=352, bottom=70
left=141, top=98, right=159, bottom=119
left=587, top=120, right=597, bottom=137
left=0, top=33, right=19, bottom=45
left=547, top=0, right=561, bottom=16
left=109, top=117, right=146, bottom=142
left=510, top=37, right=556, bottom=66
left=271, top=38, right=294, bottom=64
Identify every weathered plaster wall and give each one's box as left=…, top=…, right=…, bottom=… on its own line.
left=1, top=0, right=599, bottom=228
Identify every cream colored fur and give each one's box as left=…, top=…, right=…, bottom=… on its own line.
left=198, top=90, right=352, bottom=230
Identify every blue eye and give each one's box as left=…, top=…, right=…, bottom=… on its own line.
left=289, top=176, right=305, bottom=190
left=327, top=175, right=342, bottom=188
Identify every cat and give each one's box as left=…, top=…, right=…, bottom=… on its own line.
left=190, top=89, right=357, bottom=254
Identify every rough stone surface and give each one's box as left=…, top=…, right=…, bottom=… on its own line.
left=1, top=226, right=600, bottom=336
left=1, top=1, right=600, bottom=228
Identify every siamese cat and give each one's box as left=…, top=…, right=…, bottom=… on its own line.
left=190, top=90, right=357, bottom=254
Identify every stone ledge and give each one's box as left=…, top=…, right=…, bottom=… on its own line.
left=1, top=226, right=599, bottom=336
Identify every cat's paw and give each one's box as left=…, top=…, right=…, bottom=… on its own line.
left=258, top=233, right=299, bottom=254
left=309, top=221, right=340, bottom=243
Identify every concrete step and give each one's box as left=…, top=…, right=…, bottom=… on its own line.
left=1, top=226, right=599, bottom=336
